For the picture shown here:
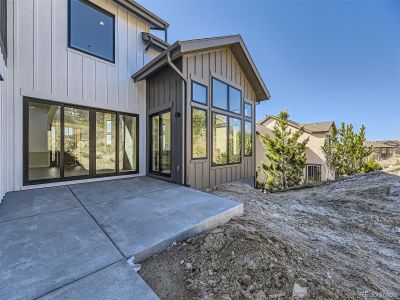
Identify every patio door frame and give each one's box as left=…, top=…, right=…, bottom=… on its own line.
left=149, top=109, right=172, bottom=177
left=23, top=97, right=139, bottom=185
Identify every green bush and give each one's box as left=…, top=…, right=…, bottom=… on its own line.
left=363, top=159, right=382, bottom=172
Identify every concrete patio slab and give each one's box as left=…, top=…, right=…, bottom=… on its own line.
left=0, top=186, right=80, bottom=223
left=86, top=186, right=243, bottom=261
left=40, top=261, right=158, bottom=300
left=0, top=207, right=122, bottom=300
left=69, top=176, right=178, bottom=206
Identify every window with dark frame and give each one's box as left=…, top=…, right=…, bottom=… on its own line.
left=244, top=102, right=252, bottom=118
left=212, top=112, right=242, bottom=166
left=24, top=98, right=138, bottom=185
left=69, top=0, right=115, bottom=63
left=306, top=164, right=321, bottom=183
left=212, top=77, right=242, bottom=114
left=192, top=81, right=208, bottom=105
left=244, top=121, right=252, bottom=156
left=0, top=0, right=6, bottom=61
left=192, top=108, right=207, bottom=159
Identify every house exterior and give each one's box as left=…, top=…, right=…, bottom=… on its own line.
left=365, top=140, right=400, bottom=160
left=0, top=0, right=270, bottom=201
left=256, top=116, right=335, bottom=184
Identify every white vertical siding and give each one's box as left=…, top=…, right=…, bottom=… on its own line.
left=0, top=0, right=161, bottom=195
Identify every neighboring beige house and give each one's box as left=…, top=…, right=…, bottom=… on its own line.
left=256, top=115, right=336, bottom=184
left=365, top=140, right=400, bottom=160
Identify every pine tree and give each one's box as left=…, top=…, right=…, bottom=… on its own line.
left=260, top=111, right=309, bottom=192
left=322, top=122, right=373, bottom=178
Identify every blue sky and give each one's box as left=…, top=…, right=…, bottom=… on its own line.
left=138, top=0, right=400, bottom=140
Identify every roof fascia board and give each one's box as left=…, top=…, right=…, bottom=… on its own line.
left=142, top=32, right=170, bottom=51
left=113, top=0, right=169, bottom=29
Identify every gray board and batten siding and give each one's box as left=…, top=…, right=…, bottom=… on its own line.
left=183, top=47, right=257, bottom=190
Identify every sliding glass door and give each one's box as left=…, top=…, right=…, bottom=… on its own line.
left=24, top=98, right=139, bottom=185
left=150, top=111, right=171, bottom=176
left=64, top=106, right=90, bottom=178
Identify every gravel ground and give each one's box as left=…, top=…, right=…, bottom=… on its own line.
left=139, top=171, right=400, bottom=299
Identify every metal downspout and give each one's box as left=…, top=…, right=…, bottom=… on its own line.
left=166, top=52, right=188, bottom=186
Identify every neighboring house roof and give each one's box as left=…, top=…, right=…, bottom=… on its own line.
left=258, top=115, right=334, bottom=134
left=132, top=35, right=271, bottom=102
left=255, top=123, right=273, bottom=137
left=365, top=141, right=399, bottom=148
left=114, top=0, right=169, bottom=29
left=303, top=121, right=335, bottom=133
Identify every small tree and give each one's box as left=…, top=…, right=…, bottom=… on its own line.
left=322, top=122, right=373, bottom=178
left=260, top=111, right=309, bottom=192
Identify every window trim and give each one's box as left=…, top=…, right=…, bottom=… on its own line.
left=68, top=0, right=116, bottom=64
left=23, top=97, right=139, bottom=186
left=211, top=77, right=242, bottom=116
left=191, top=80, right=208, bottom=106
left=211, top=112, right=242, bottom=167
left=244, top=102, right=253, bottom=118
left=191, top=107, right=208, bottom=160
left=306, top=164, right=322, bottom=183
left=244, top=120, right=253, bottom=157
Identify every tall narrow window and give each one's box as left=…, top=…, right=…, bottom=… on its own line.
left=212, top=78, right=228, bottom=110
left=229, top=117, right=242, bottom=163
left=229, top=86, right=242, bottom=114
left=244, top=102, right=252, bottom=118
left=69, top=0, right=115, bottom=62
left=27, top=102, right=61, bottom=181
left=192, top=108, right=207, bottom=159
left=212, top=113, right=228, bottom=165
left=244, top=121, right=252, bottom=156
left=192, top=81, right=208, bottom=105
left=119, top=114, right=138, bottom=173
left=95, top=111, right=116, bottom=174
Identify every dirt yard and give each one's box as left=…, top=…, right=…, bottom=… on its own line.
left=139, top=171, right=400, bottom=299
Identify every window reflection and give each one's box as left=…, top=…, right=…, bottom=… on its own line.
left=212, top=113, right=228, bottom=165
left=96, top=111, right=116, bottom=174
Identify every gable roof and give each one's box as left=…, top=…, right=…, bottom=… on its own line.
left=132, top=35, right=270, bottom=101
left=258, top=115, right=334, bottom=134
left=256, top=123, right=273, bottom=137
left=303, top=121, right=335, bottom=133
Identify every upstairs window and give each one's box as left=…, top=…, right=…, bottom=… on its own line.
left=69, top=0, right=115, bottom=63
left=212, top=78, right=242, bottom=114
left=192, top=81, right=208, bottom=105
left=244, top=102, right=252, bottom=118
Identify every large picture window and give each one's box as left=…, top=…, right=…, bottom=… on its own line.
left=212, top=113, right=242, bottom=165
left=244, top=121, right=252, bottom=156
left=212, top=78, right=242, bottom=114
left=69, top=0, right=115, bottom=62
left=192, top=108, right=207, bottom=159
left=24, top=99, right=138, bottom=184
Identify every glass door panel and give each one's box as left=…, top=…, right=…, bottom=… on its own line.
left=64, top=106, right=90, bottom=177
left=160, top=112, right=171, bottom=174
left=95, top=111, right=116, bottom=174
left=119, top=114, right=137, bottom=173
left=27, top=102, right=61, bottom=181
left=151, top=115, right=160, bottom=172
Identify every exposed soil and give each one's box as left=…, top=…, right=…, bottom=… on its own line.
left=139, top=171, right=400, bottom=299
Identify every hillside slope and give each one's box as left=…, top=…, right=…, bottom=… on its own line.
left=140, top=172, right=400, bottom=299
